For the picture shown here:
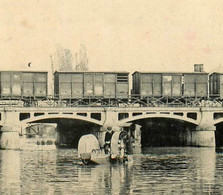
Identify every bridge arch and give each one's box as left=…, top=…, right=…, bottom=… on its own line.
left=214, top=119, right=223, bottom=147
left=120, top=113, right=199, bottom=147
left=18, top=112, right=103, bottom=148
left=20, top=113, right=103, bottom=126
left=213, top=118, right=223, bottom=126
left=119, top=113, right=199, bottom=126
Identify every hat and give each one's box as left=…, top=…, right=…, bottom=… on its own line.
left=107, top=126, right=112, bottom=131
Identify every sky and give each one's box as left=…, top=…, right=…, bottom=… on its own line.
left=1, top=0, right=223, bottom=74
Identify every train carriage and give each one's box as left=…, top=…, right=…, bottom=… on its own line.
left=132, top=72, right=182, bottom=98
left=54, top=71, right=129, bottom=101
left=183, top=72, right=208, bottom=98
left=0, top=71, right=48, bottom=99
left=132, top=72, right=161, bottom=97
left=209, top=72, right=223, bottom=99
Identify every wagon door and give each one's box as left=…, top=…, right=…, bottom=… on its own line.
left=12, top=72, right=22, bottom=97
left=172, top=75, right=182, bottom=97
left=22, top=73, right=34, bottom=97
left=141, top=74, right=153, bottom=97
left=116, top=73, right=129, bottom=99
left=104, top=74, right=116, bottom=98
left=153, top=74, right=162, bottom=97
left=184, top=74, right=195, bottom=97
left=196, top=74, right=208, bottom=97
left=94, top=73, right=103, bottom=97
left=1, top=72, right=12, bottom=97
left=162, top=75, right=172, bottom=96
left=34, top=73, right=47, bottom=98
left=84, top=73, right=94, bottom=97
left=219, top=74, right=223, bottom=99
left=213, top=74, right=220, bottom=98
left=72, top=74, right=83, bottom=98
left=59, top=74, right=72, bottom=99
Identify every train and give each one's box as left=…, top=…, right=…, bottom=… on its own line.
left=1, top=64, right=223, bottom=106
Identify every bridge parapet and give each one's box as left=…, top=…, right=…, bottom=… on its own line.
left=1, top=96, right=223, bottom=108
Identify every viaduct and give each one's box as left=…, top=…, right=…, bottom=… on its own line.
left=0, top=104, right=223, bottom=149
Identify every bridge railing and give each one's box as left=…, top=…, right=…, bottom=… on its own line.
left=0, top=95, right=222, bottom=108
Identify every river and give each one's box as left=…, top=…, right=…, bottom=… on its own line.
left=0, top=147, right=223, bottom=194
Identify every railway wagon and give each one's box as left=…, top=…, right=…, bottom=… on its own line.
left=0, top=71, right=48, bottom=99
left=183, top=72, right=208, bottom=98
left=209, top=72, right=223, bottom=99
left=54, top=71, right=129, bottom=99
left=132, top=72, right=182, bottom=98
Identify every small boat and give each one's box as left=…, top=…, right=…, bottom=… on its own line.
left=78, top=129, right=132, bottom=165
left=20, top=137, right=57, bottom=150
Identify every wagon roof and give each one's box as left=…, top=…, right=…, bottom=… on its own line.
left=0, top=70, right=48, bottom=73
left=132, top=71, right=208, bottom=75
left=54, top=71, right=129, bottom=74
left=209, top=66, right=223, bottom=74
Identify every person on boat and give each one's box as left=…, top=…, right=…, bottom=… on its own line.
left=104, top=126, right=114, bottom=154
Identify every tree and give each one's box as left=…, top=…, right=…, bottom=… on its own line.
left=54, top=45, right=74, bottom=71
left=51, top=44, right=89, bottom=72
left=49, top=44, right=89, bottom=96
left=74, top=44, right=89, bottom=71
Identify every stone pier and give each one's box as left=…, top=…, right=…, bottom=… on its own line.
left=186, top=128, right=216, bottom=147
left=0, top=111, right=21, bottom=150
left=191, top=110, right=216, bottom=147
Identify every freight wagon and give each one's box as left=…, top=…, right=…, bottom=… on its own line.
left=209, top=72, right=223, bottom=99
left=183, top=72, right=208, bottom=98
left=0, top=71, right=48, bottom=99
left=54, top=72, right=129, bottom=100
left=132, top=72, right=182, bottom=98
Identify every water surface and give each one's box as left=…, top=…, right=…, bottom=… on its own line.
left=0, top=147, right=223, bottom=194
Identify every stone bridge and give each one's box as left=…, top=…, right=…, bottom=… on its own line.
left=0, top=106, right=223, bottom=149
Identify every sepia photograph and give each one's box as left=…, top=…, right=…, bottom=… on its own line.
left=0, top=0, right=223, bottom=194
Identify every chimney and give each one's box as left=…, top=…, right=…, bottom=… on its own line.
left=194, top=64, right=204, bottom=72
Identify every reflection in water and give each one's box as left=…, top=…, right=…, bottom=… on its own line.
left=0, top=150, right=21, bottom=194
left=137, top=147, right=218, bottom=194
left=190, top=148, right=216, bottom=184
left=77, top=164, right=134, bottom=194
left=0, top=147, right=222, bottom=194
